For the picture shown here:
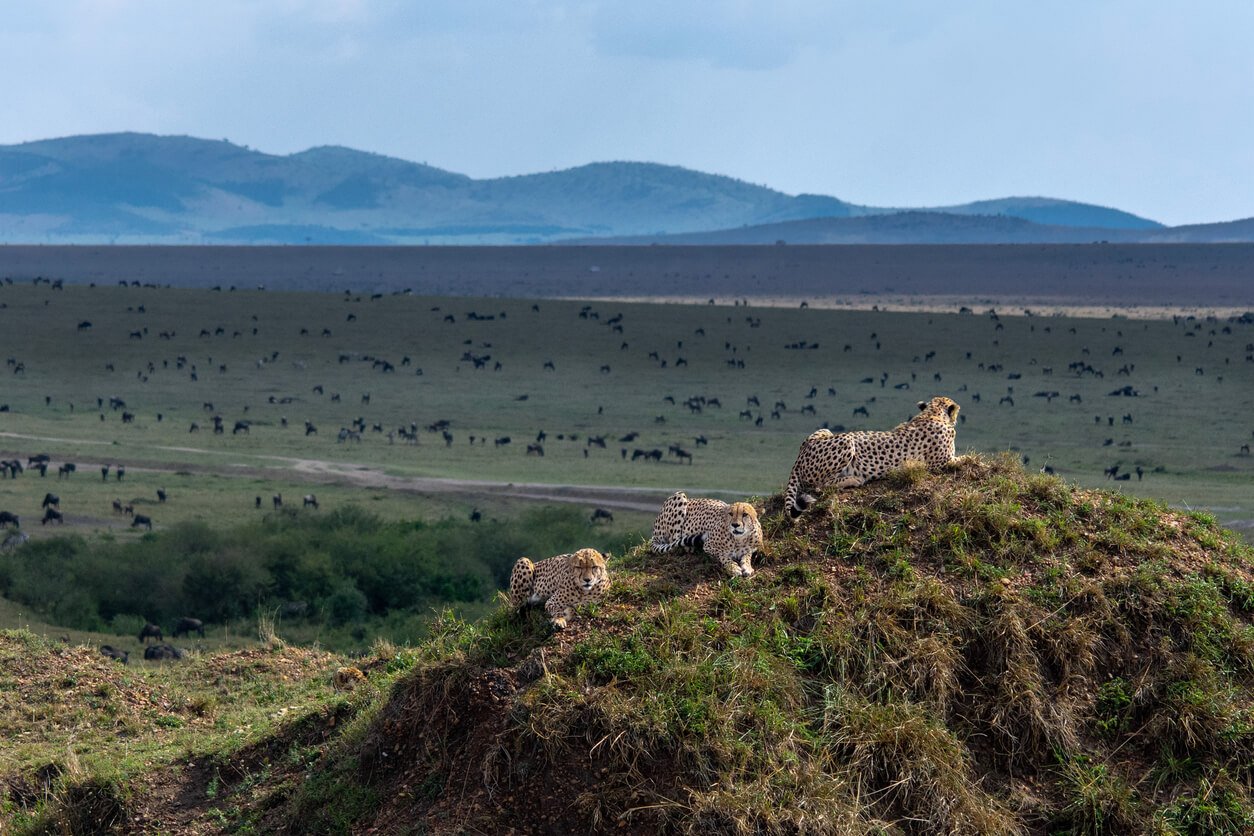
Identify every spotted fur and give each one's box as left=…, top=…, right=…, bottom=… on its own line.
left=785, top=396, right=960, bottom=518
left=508, top=548, right=610, bottom=629
left=651, top=491, right=763, bottom=577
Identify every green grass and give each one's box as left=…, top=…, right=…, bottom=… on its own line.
left=0, top=628, right=361, bottom=831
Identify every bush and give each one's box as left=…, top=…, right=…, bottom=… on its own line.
left=0, top=505, right=640, bottom=641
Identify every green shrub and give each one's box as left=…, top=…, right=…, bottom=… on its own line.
left=0, top=505, right=639, bottom=644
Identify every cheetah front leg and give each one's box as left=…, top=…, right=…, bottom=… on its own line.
left=544, top=596, right=574, bottom=630
left=716, top=548, right=755, bottom=578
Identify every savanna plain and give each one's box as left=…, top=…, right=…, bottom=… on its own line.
left=0, top=255, right=1252, bottom=833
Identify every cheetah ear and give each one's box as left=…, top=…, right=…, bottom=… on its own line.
left=917, top=401, right=927, bottom=412
left=946, top=402, right=959, bottom=421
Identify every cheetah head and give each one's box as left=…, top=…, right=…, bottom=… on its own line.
left=727, top=502, right=759, bottom=539
left=570, top=548, right=608, bottom=593
left=917, top=396, right=960, bottom=425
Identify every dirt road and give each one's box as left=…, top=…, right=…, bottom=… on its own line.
left=0, top=433, right=684, bottom=513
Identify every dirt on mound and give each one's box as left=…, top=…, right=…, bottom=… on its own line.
left=275, top=454, right=1253, bottom=834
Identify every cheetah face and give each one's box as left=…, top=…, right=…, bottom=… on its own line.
left=916, top=396, right=960, bottom=425
left=570, top=548, right=608, bottom=592
left=727, top=502, right=759, bottom=539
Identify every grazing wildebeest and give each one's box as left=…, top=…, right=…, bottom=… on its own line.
left=116, top=465, right=125, bottom=481
left=0, top=511, right=19, bottom=528
left=172, top=617, right=205, bottom=638
left=57, top=463, right=76, bottom=479
left=526, top=444, right=544, bottom=456
left=144, top=644, right=184, bottom=661
left=131, top=514, right=153, bottom=530
left=157, top=488, right=167, bottom=503
left=41, top=508, right=63, bottom=525
left=112, top=499, right=124, bottom=514
left=590, top=508, right=614, bottom=523
left=273, top=494, right=282, bottom=510
left=41, top=493, right=59, bottom=508
left=469, top=508, right=482, bottom=523
left=303, top=494, right=318, bottom=509
left=99, top=645, right=128, bottom=664
left=101, top=465, right=110, bottom=480
left=255, top=496, right=262, bottom=509
left=138, top=623, right=163, bottom=643
left=233, top=421, right=251, bottom=435
left=28, top=454, right=50, bottom=467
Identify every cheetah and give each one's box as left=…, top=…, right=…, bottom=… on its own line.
left=508, top=548, right=610, bottom=629
left=785, top=396, right=960, bottom=518
left=651, top=491, right=763, bottom=577
left=332, top=666, right=366, bottom=690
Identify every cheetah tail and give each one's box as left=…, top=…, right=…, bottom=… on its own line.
left=678, top=532, right=706, bottom=551
left=784, top=477, right=812, bottom=518
left=650, top=535, right=678, bottom=554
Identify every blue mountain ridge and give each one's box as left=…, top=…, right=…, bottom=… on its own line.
left=0, top=132, right=1233, bottom=245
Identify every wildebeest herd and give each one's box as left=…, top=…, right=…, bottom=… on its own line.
left=0, top=282, right=1251, bottom=543
left=0, top=452, right=168, bottom=532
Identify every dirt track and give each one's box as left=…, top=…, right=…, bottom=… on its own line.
left=0, top=432, right=677, bottom=514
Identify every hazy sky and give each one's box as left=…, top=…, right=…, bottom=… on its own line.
left=2, top=1, right=1251, bottom=226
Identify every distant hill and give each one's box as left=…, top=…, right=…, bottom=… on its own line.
left=1, top=131, right=1248, bottom=245
left=580, top=210, right=1254, bottom=246
left=571, top=211, right=1129, bottom=245
left=926, top=196, right=1161, bottom=230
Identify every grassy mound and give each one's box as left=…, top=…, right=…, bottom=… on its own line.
left=289, top=454, right=1254, bottom=835
left=5, top=454, right=1251, bottom=834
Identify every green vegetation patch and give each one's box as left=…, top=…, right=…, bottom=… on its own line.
left=0, top=505, right=638, bottom=653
